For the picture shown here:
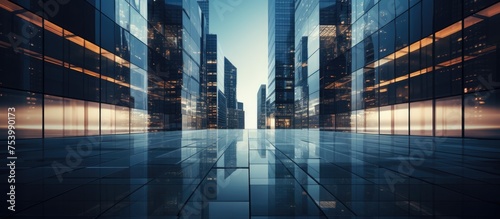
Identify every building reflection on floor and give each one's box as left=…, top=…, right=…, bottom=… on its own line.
left=2, top=130, right=500, bottom=218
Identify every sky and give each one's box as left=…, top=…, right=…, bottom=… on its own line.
left=210, top=0, right=268, bottom=129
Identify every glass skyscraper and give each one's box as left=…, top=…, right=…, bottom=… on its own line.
left=294, top=0, right=351, bottom=129
left=267, top=0, right=296, bottom=129
left=237, top=101, right=245, bottom=129
left=198, top=0, right=210, bottom=32
left=217, top=89, right=227, bottom=129
left=225, top=57, right=239, bottom=129
left=206, top=34, right=228, bottom=129
left=151, top=0, right=203, bottom=130
left=0, top=0, right=150, bottom=138
left=291, top=0, right=500, bottom=139
left=257, top=84, right=267, bottom=129
left=0, top=0, right=214, bottom=137
left=224, top=57, right=237, bottom=109
left=339, top=0, right=500, bottom=138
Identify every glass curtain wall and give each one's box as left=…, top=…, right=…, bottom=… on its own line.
left=343, top=0, right=500, bottom=139
left=0, top=0, right=149, bottom=139
left=268, top=0, right=296, bottom=129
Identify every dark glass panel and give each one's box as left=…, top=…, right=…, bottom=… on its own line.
left=378, top=57, right=394, bottom=106
left=421, top=0, right=433, bottom=36
left=101, top=0, right=115, bottom=21
left=83, top=2, right=101, bottom=45
left=435, top=65, right=462, bottom=98
left=409, top=2, right=422, bottom=44
left=101, top=15, right=115, bottom=53
left=115, top=26, right=130, bottom=60
left=364, top=67, right=378, bottom=108
left=84, top=74, right=100, bottom=102
left=395, top=80, right=409, bottom=104
left=65, top=69, right=84, bottom=99
left=68, top=1, right=85, bottom=35
left=379, top=20, right=395, bottom=58
left=434, top=0, right=462, bottom=31
left=395, top=0, right=409, bottom=16
left=0, top=12, right=43, bottom=92
left=379, top=0, right=395, bottom=27
left=410, top=73, right=433, bottom=101
left=395, top=11, right=409, bottom=51
left=464, top=0, right=499, bottom=16
left=44, top=62, right=64, bottom=96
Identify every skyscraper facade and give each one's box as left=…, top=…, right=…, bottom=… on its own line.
left=198, top=0, right=210, bottom=32
left=0, top=0, right=150, bottom=138
left=224, top=58, right=237, bottom=109
left=257, top=84, right=267, bottom=129
left=217, top=89, right=227, bottom=129
left=294, top=0, right=351, bottom=129
left=341, top=0, right=500, bottom=138
left=153, top=0, right=203, bottom=130
left=289, top=0, right=500, bottom=139
left=225, top=57, right=239, bottom=129
left=0, top=0, right=215, bottom=138
left=237, top=102, right=245, bottom=129
left=199, top=0, right=210, bottom=130
left=267, top=0, right=295, bottom=129
left=206, top=34, right=228, bottom=129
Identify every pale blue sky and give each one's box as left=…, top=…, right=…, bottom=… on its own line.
left=210, top=0, right=268, bottom=129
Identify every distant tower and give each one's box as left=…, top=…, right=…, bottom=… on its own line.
left=267, top=0, right=295, bottom=129
left=225, top=58, right=238, bottom=129
left=257, top=85, right=267, bottom=129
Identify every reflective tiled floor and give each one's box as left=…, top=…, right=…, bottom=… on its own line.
left=2, top=130, right=500, bottom=218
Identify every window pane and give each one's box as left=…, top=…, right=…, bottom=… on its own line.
left=465, top=91, right=500, bottom=138
left=422, top=0, right=433, bottom=36
left=101, top=103, right=116, bottom=135
left=434, top=0, right=462, bottom=31
left=64, top=98, right=85, bottom=137
left=410, top=100, right=433, bottom=136
left=379, top=0, right=395, bottom=27
left=44, top=95, right=64, bottom=138
left=366, top=107, right=379, bottom=134
left=131, top=108, right=148, bottom=133
left=409, top=2, right=422, bottom=44
left=380, top=105, right=393, bottom=134
left=0, top=88, right=42, bottom=139
left=335, top=112, right=351, bottom=131
left=395, top=0, right=409, bottom=16
left=115, top=106, right=130, bottom=134
left=395, top=11, right=409, bottom=51
left=101, top=15, right=115, bottom=53
left=356, top=110, right=365, bottom=133
left=87, top=101, right=100, bottom=136
left=378, top=56, right=394, bottom=106
left=394, top=103, right=409, bottom=135
left=435, top=96, right=462, bottom=137
left=116, top=0, right=130, bottom=31
left=379, top=20, right=395, bottom=58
